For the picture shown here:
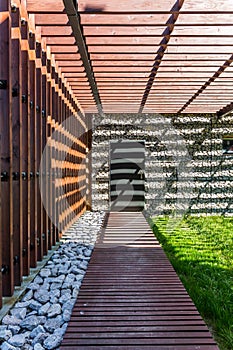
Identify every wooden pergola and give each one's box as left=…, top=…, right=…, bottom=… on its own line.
left=26, top=0, right=233, bottom=116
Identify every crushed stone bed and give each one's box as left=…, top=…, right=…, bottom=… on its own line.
left=0, top=211, right=105, bottom=350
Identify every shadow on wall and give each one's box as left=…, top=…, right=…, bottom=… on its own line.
left=91, top=113, right=233, bottom=216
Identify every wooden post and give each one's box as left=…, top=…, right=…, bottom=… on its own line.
left=57, top=75, right=62, bottom=240
left=11, top=1, right=23, bottom=286
left=60, top=82, right=66, bottom=234
left=65, top=88, right=70, bottom=229
left=21, top=12, right=30, bottom=276
left=86, top=114, right=92, bottom=210
left=51, top=61, right=57, bottom=246
left=29, top=15, right=37, bottom=268
left=46, top=53, right=52, bottom=250
left=0, top=0, right=14, bottom=296
left=41, top=43, right=48, bottom=256
left=54, top=67, right=60, bottom=242
left=35, top=31, right=43, bottom=261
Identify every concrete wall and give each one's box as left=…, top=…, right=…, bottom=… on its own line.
left=91, top=113, right=233, bottom=216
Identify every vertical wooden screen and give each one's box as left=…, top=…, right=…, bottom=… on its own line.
left=0, top=1, right=90, bottom=308
left=0, top=0, right=14, bottom=297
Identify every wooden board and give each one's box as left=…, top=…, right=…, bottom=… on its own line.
left=21, top=18, right=31, bottom=277
left=61, top=212, right=219, bottom=350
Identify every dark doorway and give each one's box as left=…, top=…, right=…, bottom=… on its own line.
left=110, top=140, right=145, bottom=212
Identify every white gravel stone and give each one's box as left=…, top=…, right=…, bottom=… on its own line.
left=55, top=275, right=65, bottom=283
left=43, top=334, right=63, bottom=349
left=28, top=283, right=40, bottom=291
left=38, top=302, right=51, bottom=316
left=0, top=328, right=12, bottom=341
left=7, top=326, right=20, bottom=336
left=8, top=334, right=27, bottom=347
left=83, top=248, right=92, bottom=257
left=59, top=293, right=71, bottom=304
left=33, top=276, right=43, bottom=285
left=54, top=323, right=67, bottom=337
left=73, top=281, right=81, bottom=290
left=69, top=266, right=83, bottom=275
left=62, top=309, right=71, bottom=322
left=58, top=266, right=69, bottom=274
left=20, top=316, right=42, bottom=330
left=30, top=325, right=46, bottom=339
left=44, top=315, right=64, bottom=333
left=50, top=282, right=62, bottom=290
left=50, top=268, right=58, bottom=277
left=1, top=341, right=18, bottom=350
left=14, top=300, right=31, bottom=309
left=22, top=290, right=33, bottom=302
left=39, top=269, right=51, bottom=278
left=2, top=315, right=21, bottom=326
left=10, top=307, right=27, bottom=320
left=79, top=261, right=88, bottom=270
left=62, top=299, right=76, bottom=313
left=40, top=283, right=50, bottom=290
left=28, top=300, right=42, bottom=311
left=72, top=288, right=80, bottom=298
left=33, top=343, right=44, bottom=350
left=47, top=303, right=61, bottom=318
left=32, top=332, right=49, bottom=346
left=61, top=282, right=71, bottom=290
left=65, top=274, right=75, bottom=282
left=34, top=290, right=50, bottom=304
left=49, top=296, right=58, bottom=304
left=22, top=344, right=33, bottom=350
left=26, top=311, right=37, bottom=317
left=60, top=288, right=72, bottom=296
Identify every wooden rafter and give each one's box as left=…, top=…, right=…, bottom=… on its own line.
left=217, top=102, right=233, bottom=117
left=24, top=0, right=233, bottom=114
left=138, top=0, right=185, bottom=113
left=62, top=0, right=103, bottom=115
left=177, top=53, right=233, bottom=113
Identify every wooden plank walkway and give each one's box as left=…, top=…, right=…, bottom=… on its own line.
left=60, top=212, right=219, bottom=350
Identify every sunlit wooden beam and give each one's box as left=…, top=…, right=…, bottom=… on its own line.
left=63, top=0, right=103, bottom=116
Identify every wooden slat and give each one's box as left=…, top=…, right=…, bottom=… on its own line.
left=78, top=0, right=178, bottom=12
left=29, top=22, right=37, bottom=268
left=36, top=37, right=43, bottom=261
left=11, top=2, right=23, bottom=286
left=41, top=46, right=49, bottom=256
left=21, top=16, right=31, bottom=277
left=35, top=13, right=69, bottom=26
left=61, top=212, right=219, bottom=350
left=26, top=0, right=65, bottom=13
left=46, top=56, right=53, bottom=250
left=56, top=75, right=63, bottom=238
left=182, top=0, right=233, bottom=12
left=0, top=0, right=14, bottom=297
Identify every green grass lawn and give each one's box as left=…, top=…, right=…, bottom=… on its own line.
left=151, top=215, right=233, bottom=350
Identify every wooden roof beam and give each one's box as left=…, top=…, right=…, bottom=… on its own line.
left=138, top=0, right=185, bottom=113
left=177, top=53, right=233, bottom=113
left=62, top=0, right=103, bottom=116
left=216, top=102, right=233, bottom=117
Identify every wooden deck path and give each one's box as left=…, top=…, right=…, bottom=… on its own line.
left=60, top=212, right=219, bottom=350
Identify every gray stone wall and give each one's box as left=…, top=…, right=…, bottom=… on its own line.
left=91, top=113, right=233, bottom=216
